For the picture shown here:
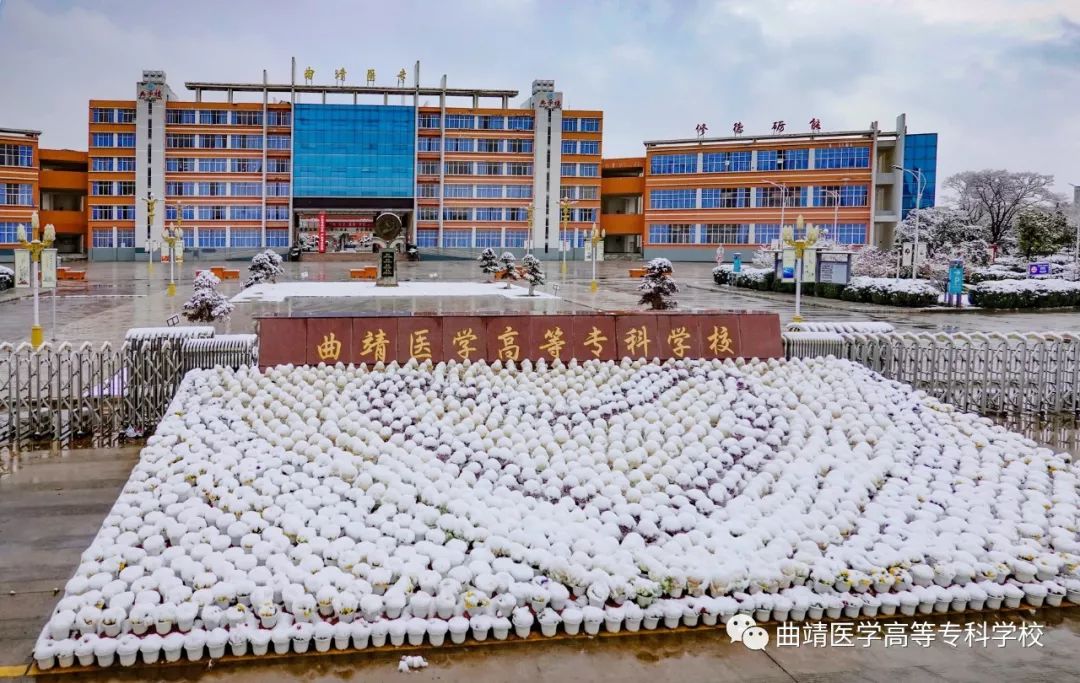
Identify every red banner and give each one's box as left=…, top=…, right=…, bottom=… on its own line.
left=258, top=313, right=782, bottom=368
left=317, top=212, right=327, bottom=254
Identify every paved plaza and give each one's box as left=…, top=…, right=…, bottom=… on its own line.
left=2, top=258, right=1079, bottom=348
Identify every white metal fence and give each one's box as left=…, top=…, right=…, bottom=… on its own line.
left=784, top=331, right=1080, bottom=416
left=0, top=331, right=257, bottom=451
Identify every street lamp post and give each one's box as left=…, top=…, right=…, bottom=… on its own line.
left=162, top=206, right=183, bottom=297
left=141, top=194, right=159, bottom=274
left=16, top=212, right=56, bottom=348
left=559, top=198, right=576, bottom=267
left=894, top=165, right=925, bottom=278
left=589, top=222, right=605, bottom=292
left=525, top=202, right=534, bottom=255
left=781, top=215, right=819, bottom=323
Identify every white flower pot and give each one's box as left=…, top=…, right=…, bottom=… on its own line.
left=272, top=637, right=290, bottom=654
left=315, top=637, right=332, bottom=652
left=540, top=621, right=559, bottom=637
left=162, top=644, right=182, bottom=663
left=985, top=596, right=1003, bottom=610
left=1066, top=590, right=1080, bottom=605
left=450, top=629, right=467, bottom=645
left=97, top=652, right=115, bottom=667
left=1045, top=594, right=1063, bottom=608
left=933, top=600, right=949, bottom=613
left=682, top=613, right=699, bottom=628
left=564, top=619, right=582, bottom=635
left=772, top=608, right=790, bottom=623
left=900, top=603, right=916, bottom=617
left=1025, top=594, right=1045, bottom=608
left=428, top=629, right=447, bottom=647
left=807, top=606, right=824, bottom=621
left=950, top=599, right=967, bottom=612
left=471, top=627, right=489, bottom=642
left=584, top=620, right=602, bottom=635
left=34, top=653, right=55, bottom=671
left=861, top=605, right=879, bottom=618
left=843, top=605, right=860, bottom=619
left=57, top=650, right=75, bottom=668
left=389, top=631, right=406, bottom=647
left=208, top=643, right=226, bottom=659
left=825, top=606, right=842, bottom=619
left=1004, top=596, right=1021, bottom=609
left=606, top=617, right=623, bottom=633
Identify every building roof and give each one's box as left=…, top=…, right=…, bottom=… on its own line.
left=0, top=127, right=42, bottom=138
left=643, top=128, right=894, bottom=149
left=185, top=82, right=519, bottom=99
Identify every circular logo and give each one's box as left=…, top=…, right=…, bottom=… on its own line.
left=374, top=213, right=403, bottom=242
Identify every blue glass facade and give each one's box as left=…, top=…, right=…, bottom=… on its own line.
left=293, top=104, right=415, bottom=198
left=901, top=133, right=937, bottom=218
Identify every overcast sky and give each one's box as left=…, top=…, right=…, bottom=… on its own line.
left=1, top=0, right=1077, bottom=196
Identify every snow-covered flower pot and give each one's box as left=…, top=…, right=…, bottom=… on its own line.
left=1044, top=583, right=1065, bottom=608
left=1022, top=584, right=1047, bottom=608
left=470, top=615, right=492, bottom=642
left=207, top=628, right=228, bottom=659
left=34, top=641, right=56, bottom=671
left=492, top=616, right=511, bottom=641
left=582, top=607, right=604, bottom=635
left=271, top=624, right=292, bottom=654
left=562, top=607, right=584, bottom=635
left=314, top=622, right=335, bottom=652
left=878, top=594, right=899, bottom=617
left=75, top=636, right=96, bottom=667
left=229, top=627, right=249, bottom=657
left=448, top=617, right=469, bottom=645
left=427, top=619, right=449, bottom=646
left=513, top=607, right=535, bottom=638
left=538, top=608, right=562, bottom=637
left=249, top=630, right=271, bottom=656
left=183, top=629, right=207, bottom=661
left=48, top=611, right=76, bottom=641
left=55, top=640, right=76, bottom=669
left=93, top=636, right=117, bottom=667
left=388, top=619, right=408, bottom=647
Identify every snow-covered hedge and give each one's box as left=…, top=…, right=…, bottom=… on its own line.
left=966, top=266, right=1027, bottom=284
left=840, top=277, right=941, bottom=308
left=712, top=265, right=773, bottom=289
left=968, top=278, right=1080, bottom=309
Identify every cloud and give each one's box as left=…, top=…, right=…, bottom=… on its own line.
left=0, top=0, right=1076, bottom=193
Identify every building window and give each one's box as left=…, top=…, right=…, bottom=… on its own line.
left=580, top=118, right=601, bottom=132
left=445, top=161, right=472, bottom=175
left=579, top=186, right=598, bottom=200
left=560, top=186, right=576, bottom=200
left=193, top=158, right=224, bottom=173
left=475, top=207, right=503, bottom=221
left=579, top=164, right=599, bottom=177
left=418, top=184, right=439, bottom=198
left=91, top=181, right=114, bottom=196
left=650, top=189, right=696, bottom=209
left=578, top=140, right=600, bottom=155
left=266, top=182, right=290, bottom=197
left=418, top=113, right=441, bottom=128
left=266, top=229, right=289, bottom=246
left=266, top=205, right=290, bottom=220
left=91, top=229, right=114, bottom=247
left=702, top=151, right=751, bottom=173
left=757, top=148, right=809, bottom=171
left=116, top=205, right=135, bottom=220
left=165, top=205, right=195, bottom=220
left=506, top=162, right=532, bottom=176
left=91, top=206, right=114, bottom=220
left=702, top=187, right=750, bottom=209
left=0, top=144, right=33, bottom=167
left=198, top=205, right=227, bottom=220
left=445, top=114, right=474, bottom=129
left=268, top=110, right=292, bottom=127
left=116, top=228, right=135, bottom=248
left=199, top=134, right=227, bottom=149
left=231, top=135, right=262, bottom=149
left=504, top=230, right=527, bottom=247
left=166, top=109, right=196, bottom=124
left=198, top=228, right=226, bottom=248
left=92, top=108, right=115, bottom=123
left=267, top=135, right=290, bottom=150
left=700, top=223, right=749, bottom=244
left=232, top=111, right=263, bottom=126
left=230, top=206, right=262, bottom=220
left=650, top=154, right=697, bottom=175
left=833, top=223, right=867, bottom=244
left=506, top=207, right=528, bottom=221
left=476, top=185, right=503, bottom=199
left=117, top=109, right=136, bottom=124
left=477, top=115, right=504, bottom=130
left=443, top=230, right=471, bottom=247
left=562, top=118, right=578, bottom=132
left=416, top=229, right=438, bottom=246
left=92, top=133, right=114, bottom=147
left=475, top=230, right=501, bottom=248
left=561, top=140, right=576, bottom=155
left=755, top=224, right=781, bottom=244
left=165, top=181, right=195, bottom=196
left=506, top=138, right=532, bottom=153
left=199, top=110, right=229, bottom=125
left=443, top=208, right=471, bottom=221
left=559, top=230, right=586, bottom=248
left=815, top=145, right=870, bottom=169
left=576, top=208, right=597, bottom=222
left=444, top=138, right=475, bottom=152
left=166, top=157, right=194, bottom=172
left=230, top=228, right=261, bottom=247
left=507, top=116, right=534, bottom=130
left=815, top=185, right=868, bottom=207
left=560, top=163, right=577, bottom=177
left=476, top=162, right=502, bottom=176
left=92, top=157, right=114, bottom=172
left=179, top=228, right=194, bottom=248
left=477, top=139, right=502, bottom=153
left=418, top=137, right=441, bottom=152
left=506, top=184, right=532, bottom=198
left=166, top=134, right=194, bottom=148
left=444, top=184, right=472, bottom=198
left=116, top=181, right=136, bottom=195
left=117, top=133, right=135, bottom=147
left=230, top=182, right=260, bottom=197
left=648, top=224, right=693, bottom=244
left=267, top=157, right=290, bottom=173
left=417, top=207, right=438, bottom=221
left=230, top=158, right=261, bottom=173
left=756, top=186, right=806, bottom=208
left=116, top=157, right=135, bottom=171
left=418, top=161, right=439, bottom=175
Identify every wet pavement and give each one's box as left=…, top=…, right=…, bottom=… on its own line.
left=2, top=259, right=1079, bottom=348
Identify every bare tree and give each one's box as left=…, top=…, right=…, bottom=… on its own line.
left=944, top=170, right=1055, bottom=250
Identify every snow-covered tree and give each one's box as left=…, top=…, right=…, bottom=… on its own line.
left=751, top=244, right=774, bottom=269
left=244, top=249, right=285, bottom=288
left=521, top=254, right=544, bottom=296
left=1016, top=208, right=1071, bottom=259
left=851, top=245, right=896, bottom=278
left=894, top=207, right=986, bottom=253
left=183, top=271, right=234, bottom=322
left=478, top=247, right=499, bottom=281
left=638, top=258, right=679, bottom=310
left=945, top=169, right=1056, bottom=250
left=497, top=252, right=518, bottom=289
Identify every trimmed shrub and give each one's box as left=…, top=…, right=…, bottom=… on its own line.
left=968, top=279, right=1080, bottom=309
left=840, top=277, right=941, bottom=307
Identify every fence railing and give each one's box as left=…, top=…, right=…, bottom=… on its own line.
left=784, top=331, right=1080, bottom=416
left=0, top=331, right=257, bottom=451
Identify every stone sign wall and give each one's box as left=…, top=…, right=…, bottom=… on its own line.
left=257, top=312, right=782, bottom=367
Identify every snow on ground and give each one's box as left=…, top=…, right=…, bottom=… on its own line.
left=231, top=281, right=557, bottom=303
left=33, top=358, right=1080, bottom=669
